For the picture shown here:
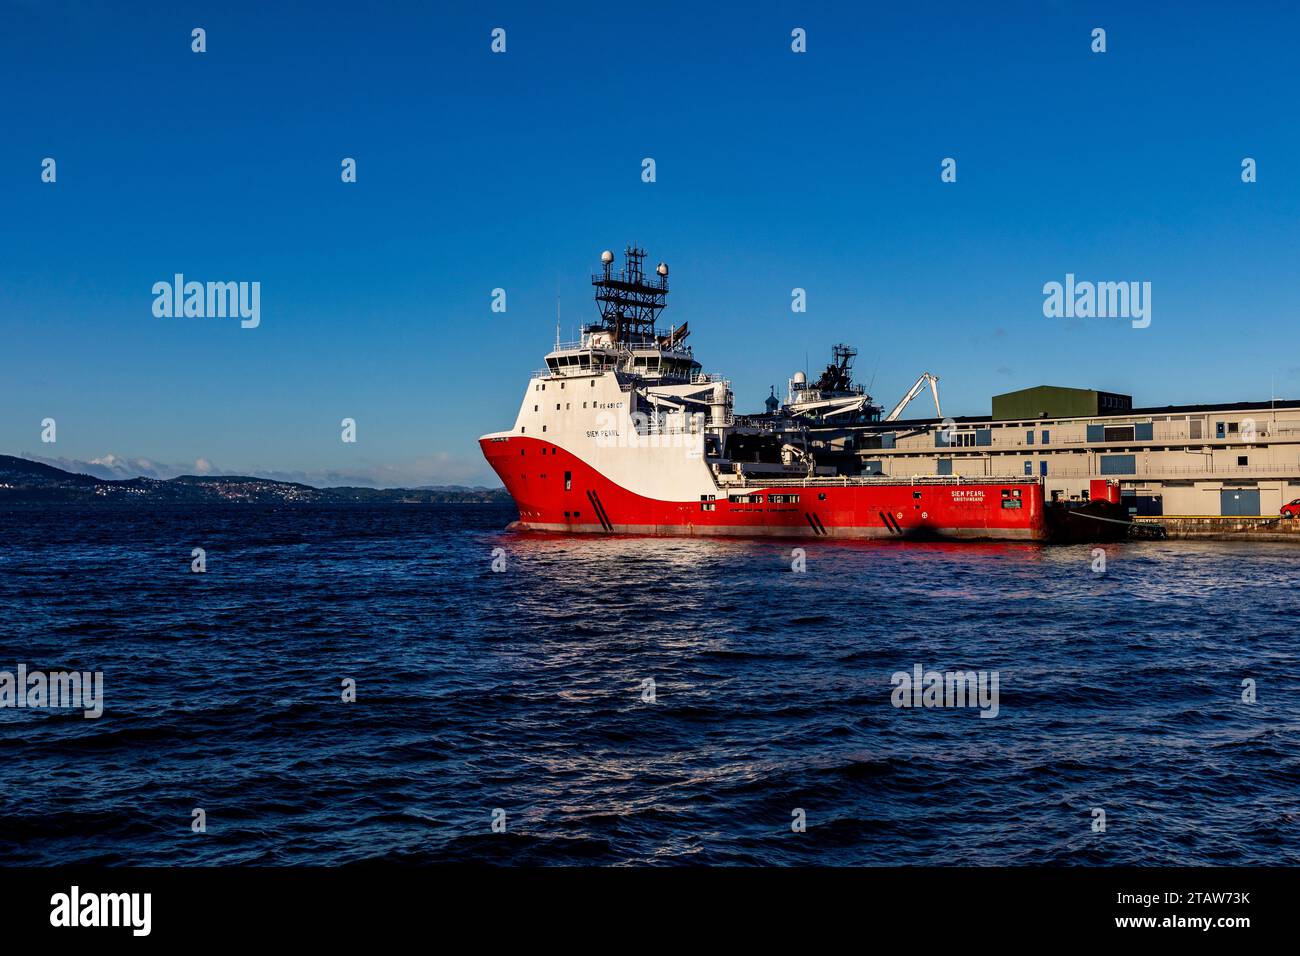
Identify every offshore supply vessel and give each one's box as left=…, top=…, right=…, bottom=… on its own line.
left=479, top=246, right=1125, bottom=542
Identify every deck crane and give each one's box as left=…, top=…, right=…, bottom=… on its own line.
left=884, top=372, right=942, bottom=422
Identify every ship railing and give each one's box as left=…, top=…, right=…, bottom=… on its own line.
left=731, top=416, right=784, bottom=432
left=531, top=363, right=617, bottom=379
left=591, top=272, right=669, bottom=292
left=631, top=415, right=732, bottom=435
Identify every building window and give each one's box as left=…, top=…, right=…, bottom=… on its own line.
left=768, top=494, right=801, bottom=504
left=1104, top=425, right=1135, bottom=442
left=564, top=471, right=572, bottom=490
left=729, top=494, right=763, bottom=504
left=1237, top=456, right=1248, bottom=466
left=700, top=494, right=716, bottom=512
left=1100, top=454, right=1136, bottom=475
left=1026, top=430, right=1034, bottom=445
left=1041, top=430, right=1050, bottom=445
left=1040, top=461, right=1048, bottom=476
left=936, top=459, right=953, bottom=476
left=1024, top=460, right=1032, bottom=475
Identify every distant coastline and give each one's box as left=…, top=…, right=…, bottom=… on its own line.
left=0, top=455, right=510, bottom=505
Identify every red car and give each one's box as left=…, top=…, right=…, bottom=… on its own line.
left=1282, top=499, right=1300, bottom=518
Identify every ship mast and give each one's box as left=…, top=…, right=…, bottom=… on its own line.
left=591, top=244, right=670, bottom=345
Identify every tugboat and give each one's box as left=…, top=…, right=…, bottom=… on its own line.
left=1044, top=479, right=1132, bottom=543
left=480, top=246, right=1099, bottom=541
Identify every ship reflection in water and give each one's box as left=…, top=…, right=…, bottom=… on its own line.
left=0, top=502, right=1295, bottom=866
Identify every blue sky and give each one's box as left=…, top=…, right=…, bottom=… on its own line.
left=3, top=1, right=1299, bottom=486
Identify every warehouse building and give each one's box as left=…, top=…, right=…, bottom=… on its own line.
left=842, top=386, right=1300, bottom=517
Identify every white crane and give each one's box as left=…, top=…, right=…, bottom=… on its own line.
left=884, top=372, right=942, bottom=422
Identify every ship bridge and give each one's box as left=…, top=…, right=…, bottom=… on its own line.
left=539, top=244, right=706, bottom=385
left=541, top=330, right=703, bottom=383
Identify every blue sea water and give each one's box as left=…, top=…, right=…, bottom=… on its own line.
left=0, top=502, right=1296, bottom=866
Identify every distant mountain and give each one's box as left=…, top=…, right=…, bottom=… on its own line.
left=0, top=455, right=511, bottom=504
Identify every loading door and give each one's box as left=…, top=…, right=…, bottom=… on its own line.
left=1122, top=494, right=1163, bottom=517
left=1220, top=489, right=1260, bottom=516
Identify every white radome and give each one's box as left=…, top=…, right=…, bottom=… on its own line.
left=656, top=262, right=669, bottom=276
left=793, top=370, right=807, bottom=384
left=601, top=250, right=615, bottom=264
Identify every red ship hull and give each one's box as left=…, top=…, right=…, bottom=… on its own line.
left=482, top=436, right=1048, bottom=540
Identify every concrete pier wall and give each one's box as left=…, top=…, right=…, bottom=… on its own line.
left=1133, top=516, right=1300, bottom=541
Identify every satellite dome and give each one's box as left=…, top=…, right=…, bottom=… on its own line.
left=600, top=250, right=615, bottom=264
left=793, top=370, right=807, bottom=384
left=656, top=262, right=669, bottom=276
